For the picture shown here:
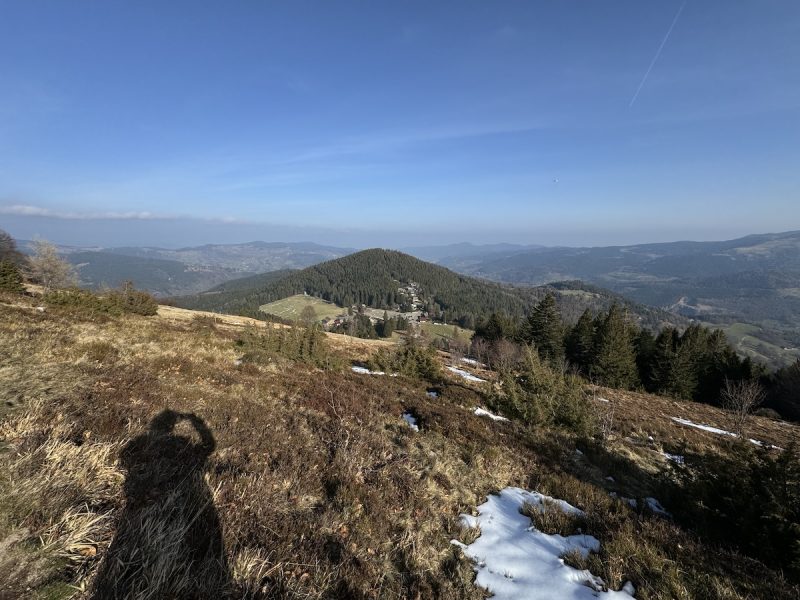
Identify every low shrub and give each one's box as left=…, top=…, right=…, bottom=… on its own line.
left=489, top=347, right=595, bottom=436
left=368, top=340, right=441, bottom=380
left=43, top=283, right=158, bottom=318
left=106, top=282, right=159, bottom=316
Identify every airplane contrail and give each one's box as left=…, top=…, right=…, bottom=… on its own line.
left=629, top=1, right=687, bottom=107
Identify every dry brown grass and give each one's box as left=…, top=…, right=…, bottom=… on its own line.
left=589, top=385, right=799, bottom=456
left=1, top=293, right=798, bottom=599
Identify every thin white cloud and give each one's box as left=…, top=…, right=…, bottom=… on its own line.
left=0, top=203, right=251, bottom=224
left=0, top=204, right=158, bottom=220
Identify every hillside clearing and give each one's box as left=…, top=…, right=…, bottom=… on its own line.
left=259, top=293, right=344, bottom=322
left=419, top=321, right=474, bottom=342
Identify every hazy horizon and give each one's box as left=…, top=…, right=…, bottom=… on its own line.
left=2, top=212, right=795, bottom=251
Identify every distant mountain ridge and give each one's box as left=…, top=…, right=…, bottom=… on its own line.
left=402, top=242, right=542, bottom=263
left=430, top=230, right=800, bottom=367
left=104, top=241, right=355, bottom=272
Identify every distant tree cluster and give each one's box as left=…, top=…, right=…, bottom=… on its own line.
left=474, top=293, right=763, bottom=408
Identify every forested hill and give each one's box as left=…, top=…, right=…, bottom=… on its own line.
left=173, top=249, right=686, bottom=331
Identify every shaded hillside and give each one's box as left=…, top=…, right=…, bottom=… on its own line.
left=174, top=249, right=686, bottom=331
left=66, top=251, right=252, bottom=297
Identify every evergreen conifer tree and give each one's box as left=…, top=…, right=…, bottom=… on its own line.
left=522, top=293, right=564, bottom=363
left=565, top=309, right=595, bottom=372
left=0, top=259, right=25, bottom=293
left=591, top=303, right=639, bottom=389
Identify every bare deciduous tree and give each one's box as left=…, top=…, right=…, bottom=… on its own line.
left=470, top=337, right=489, bottom=366
left=489, top=338, right=521, bottom=373
left=721, top=378, right=765, bottom=436
left=27, top=240, right=77, bottom=292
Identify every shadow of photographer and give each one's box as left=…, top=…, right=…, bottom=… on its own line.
left=92, top=409, right=230, bottom=599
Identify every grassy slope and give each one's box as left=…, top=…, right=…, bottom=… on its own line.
left=419, top=321, right=474, bottom=342
left=259, top=294, right=345, bottom=322
left=721, top=322, right=800, bottom=367
left=1, top=292, right=798, bottom=599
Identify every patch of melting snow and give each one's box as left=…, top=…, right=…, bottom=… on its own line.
left=426, top=390, right=439, bottom=399
left=662, top=452, right=685, bottom=465
left=749, top=438, right=783, bottom=450
left=461, top=357, right=485, bottom=368
left=351, top=366, right=385, bottom=375
left=671, top=417, right=782, bottom=449
left=452, top=487, right=635, bottom=599
left=671, top=417, right=735, bottom=437
left=402, top=412, right=419, bottom=432
left=644, top=497, right=670, bottom=517
left=474, top=407, right=508, bottom=422
left=447, top=366, right=486, bottom=382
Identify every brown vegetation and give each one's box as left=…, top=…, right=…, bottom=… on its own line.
left=1, top=292, right=798, bottom=599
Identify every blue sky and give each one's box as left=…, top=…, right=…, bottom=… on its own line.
left=1, top=1, right=799, bottom=247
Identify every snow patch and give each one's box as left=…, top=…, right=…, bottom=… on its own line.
left=662, top=452, right=685, bottom=465
left=474, top=407, right=508, bottom=422
left=461, top=357, right=485, bottom=367
left=426, top=390, right=439, bottom=399
left=351, top=366, right=385, bottom=376
left=671, top=417, right=782, bottom=449
left=447, top=366, right=486, bottom=382
left=644, top=497, right=670, bottom=517
left=671, top=417, right=734, bottom=437
left=749, top=438, right=783, bottom=450
left=402, top=412, right=419, bottom=432
left=453, top=487, right=635, bottom=599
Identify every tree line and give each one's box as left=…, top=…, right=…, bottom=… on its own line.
left=473, top=293, right=798, bottom=417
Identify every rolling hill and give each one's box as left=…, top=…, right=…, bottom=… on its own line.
left=173, top=249, right=687, bottom=331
